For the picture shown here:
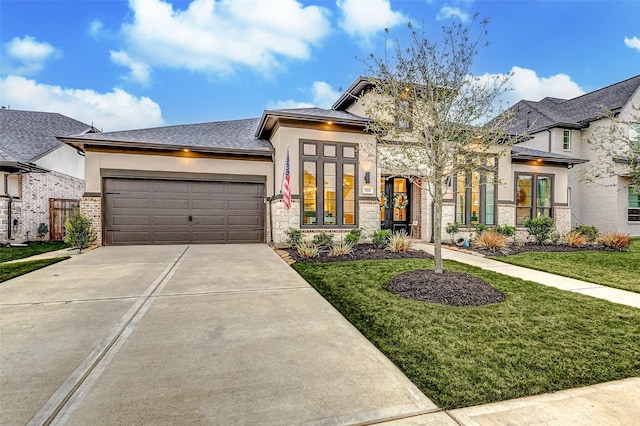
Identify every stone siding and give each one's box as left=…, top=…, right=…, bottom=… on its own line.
left=21, top=171, right=84, bottom=240
left=553, top=205, right=572, bottom=236
left=0, top=198, right=25, bottom=243
left=80, top=196, right=102, bottom=246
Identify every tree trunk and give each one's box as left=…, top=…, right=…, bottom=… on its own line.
left=433, top=176, right=444, bottom=274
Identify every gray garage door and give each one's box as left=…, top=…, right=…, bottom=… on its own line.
left=104, top=178, right=265, bottom=245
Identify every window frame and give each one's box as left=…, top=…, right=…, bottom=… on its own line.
left=515, top=173, right=555, bottom=226
left=454, top=169, right=498, bottom=226
left=628, top=186, right=640, bottom=222
left=300, top=140, right=358, bottom=229
left=563, top=129, right=571, bottom=151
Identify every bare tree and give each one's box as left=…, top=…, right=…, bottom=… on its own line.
left=578, top=105, right=640, bottom=189
left=363, top=17, right=514, bottom=273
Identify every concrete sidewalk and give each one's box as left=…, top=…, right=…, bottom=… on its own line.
left=414, top=242, right=640, bottom=309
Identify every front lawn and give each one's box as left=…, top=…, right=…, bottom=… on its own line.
left=0, top=241, right=70, bottom=263
left=293, top=258, right=640, bottom=409
left=0, top=257, right=70, bottom=283
left=490, top=239, right=640, bottom=294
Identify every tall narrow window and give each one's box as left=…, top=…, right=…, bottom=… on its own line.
left=629, top=186, right=640, bottom=222
left=323, top=163, right=337, bottom=225
left=380, top=177, right=386, bottom=222
left=485, top=173, right=495, bottom=225
left=343, top=164, right=355, bottom=225
left=300, top=141, right=358, bottom=228
left=516, top=175, right=533, bottom=225
left=537, top=176, right=552, bottom=218
left=303, top=162, right=317, bottom=225
left=456, top=175, right=465, bottom=224
left=563, top=129, right=571, bottom=150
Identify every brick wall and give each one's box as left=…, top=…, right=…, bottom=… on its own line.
left=80, top=196, right=102, bottom=246
left=21, top=171, right=84, bottom=240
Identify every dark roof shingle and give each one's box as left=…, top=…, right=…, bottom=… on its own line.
left=62, top=118, right=273, bottom=154
left=0, top=109, right=94, bottom=162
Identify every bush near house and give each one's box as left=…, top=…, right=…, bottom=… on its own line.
left=372, top=229, right=392, bottom=249
left=64, top=208, right=96, bottom=253
left=573, top=225, right=599, bottom=242
left=285, top=228, right=303, bottom=248
left=523, top=216, right=555, bottom=244
left=474, top=230, right=509, bottom=252
left=311, top=232, right=334, bottom=250
left=598, top=232, right=631, bottom=249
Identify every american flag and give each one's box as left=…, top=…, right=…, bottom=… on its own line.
left=283, top=147, right=291, bottom=209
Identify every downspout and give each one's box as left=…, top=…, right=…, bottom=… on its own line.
left=269, top=151, right=276, bottom=245
left=4, top=173, right=15, bottom=241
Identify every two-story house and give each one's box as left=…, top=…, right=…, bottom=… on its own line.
left=503, top=74, right=640, bottom=236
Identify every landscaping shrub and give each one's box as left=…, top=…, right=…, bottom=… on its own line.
left=388, top=229, right=414, bottom=253
left=329, top=240, right=356, bottom=256
left=574, top=225, right=599, bottom=242
left=296, top=241, right=320, bottom=258
left=372, top=229, right=392, bottom=249
left=312, top=232, right=334, bottom=250
left=64, top=208, right=96, bottom=253
left=495, top=224, right=515, bottom=237
left=37, top=222, right=49, bottom=239
left=561, top=231, right=589, bottom=247
left=598, top=232, right=631, bottom=249
left=345, top=228, right=361, bottom=245
left=523, top=216, right=555, bottom=244
left=445, top=222, right=459, bottom=243
left=474, top=230, right=509, bottom=252
left=474, top=224, right=491, bottom=236
left=286, top=228, right=303, bottom=247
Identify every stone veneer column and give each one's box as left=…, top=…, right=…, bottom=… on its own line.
left=440, top=202, right=456, bottom=241
left=270, top=198, right=300, bottom=246
left=498, top=204, right=516, bottom=227
left=359, top=199, right=380, bottom=241
left=0, top=198, right=25, bottom=243
left=554, top=205, right=572, bottom=236
left=80, top=196, right=102, bottom=246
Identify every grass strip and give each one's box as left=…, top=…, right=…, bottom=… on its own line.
left=0, top=241, right=70, bottom=263
left=0, top=257, right=70, bottom=283
left=490, top=239, right=640, bottom=294
left=293, top=258, right=640, bottom=409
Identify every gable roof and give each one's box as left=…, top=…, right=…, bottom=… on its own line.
left=0, top=109, right=95, bottom=164
left=255, top=107, right=370, bottom=139
left=505, top=74, right=640, bottom=135
left=60, top=118, right=273, bottom=157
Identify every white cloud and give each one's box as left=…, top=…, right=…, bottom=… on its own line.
left=337, top=0, right=407, bottom=43
left=624, top=36, right=640, bottom=52
left=110, top=50, right=152, bottom=85
left=267, top=81, right=341, bottom=110
left=477, top=66, right=584, bottom=110
left=0, top=75, right=164, bottom=131
left=436, top=6, right=471, bottom=23
left=2, top=35, right=61, bottom=75
left=114, top=0, right=332, bottom=83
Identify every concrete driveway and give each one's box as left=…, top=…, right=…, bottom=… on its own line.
left=1, top=245, right=436, bottom=425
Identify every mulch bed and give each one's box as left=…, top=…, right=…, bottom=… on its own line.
left=443, top=242, right=623, bottom=257
left=286, top=243, right=432, bottom=263
left=384, top=270, right=506, bottom=306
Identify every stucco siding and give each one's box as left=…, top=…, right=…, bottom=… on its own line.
left=35, top=144, right=85, bottom=180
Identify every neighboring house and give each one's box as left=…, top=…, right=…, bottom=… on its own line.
left=503, top=74, right=640, bottom=236
left=0, top=109, right=95, bottom=244
left=58, top=76, right=586, bottom=246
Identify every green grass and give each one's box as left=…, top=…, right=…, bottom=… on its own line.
left=293, top=258, right=640, bottom=409
left=0, top=257, right=70, bottom=283
left=490, top=239, right=640, bottom=294
left=0, top=241, right=70, bottom=263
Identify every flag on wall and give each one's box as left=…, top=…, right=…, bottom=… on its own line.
left=283, top=146, right=291, bottom=209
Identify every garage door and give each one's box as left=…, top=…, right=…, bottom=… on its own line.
left=104, top=178, right=265, bottom=245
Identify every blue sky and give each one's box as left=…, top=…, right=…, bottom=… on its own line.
left=1, top=0, right=639, bottom=132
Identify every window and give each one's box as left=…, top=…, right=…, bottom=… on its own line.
left=301, top=141, right=357, bottom=227
left=563, top=129, right=571, bottom=150
left=630, top=123, right=640, bottom=142
left=455, top=171, right=496, bottom=225
left=516, top=174, right=553, bottom=225
left=629, top=186, right=640, bottom=222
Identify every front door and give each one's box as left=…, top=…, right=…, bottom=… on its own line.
left=380, top=177, right=410, bottom=234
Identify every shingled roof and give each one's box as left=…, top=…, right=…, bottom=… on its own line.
left=504, top=74, right=640, bottom=135
left=0, top=109, right=94, bottom=164
left=60, top=118, right=274, bottom=156
left=511, top=146, right=587, bottom=165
